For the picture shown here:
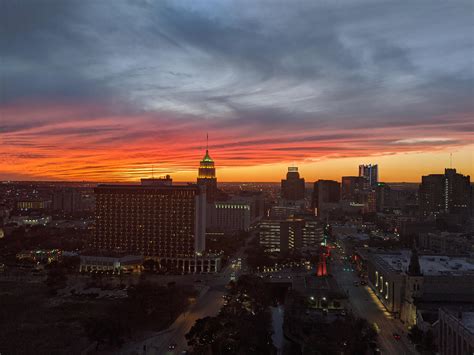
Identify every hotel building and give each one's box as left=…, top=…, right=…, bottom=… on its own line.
left=93, top=182, right=220, bottom=273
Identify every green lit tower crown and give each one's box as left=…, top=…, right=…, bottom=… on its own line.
left=197, top=136, right=218, bottom=202
left=198, top=150, right=216, bottom=179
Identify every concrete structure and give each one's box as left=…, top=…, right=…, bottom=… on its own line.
left=366, top=249, right=474, bottom=327
left=79, top=254, right=144, bottom=274
left=10, top=215, right=51, bottom=226
left=52, top=188, right=78, bottom=213
left=281, top=167, right=305, bottom=201
left=341, top=176, right=365, bottom=203
left=359, top=164, right=378, bottom=188
left=269, top=205, right=301, bottom=219
left=419, top=168, right=471, bottom=220
left=93, top=183, right=218, bottom=273
left=298, top=275, right=348, bottom=311
left=16, top=199, right=51, bottom=211
left=311, top=180, right=340, bottom=217
left=197, top=146, right=218, bottom=203
left=418, top=232, right=474, bottom=256
left=207, top=200, right=251, bottom=233
left=258, top=217, right=323, bottom=253
left=438, top=308, right=474, bottom=355
left=140, top=175, right=172, bottom=186
left=235, top=190, right=265, bottom=220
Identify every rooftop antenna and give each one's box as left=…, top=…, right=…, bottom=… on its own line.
left=206, top=132, right=209, bottom=152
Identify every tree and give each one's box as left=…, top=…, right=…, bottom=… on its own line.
left=83, top=316, right=128, bottom=350
left=422, top=329, right=436, bottom=353
left=408, top=325, right=423, bottom=344
left=45, top=267, right=67, bottom=294
left=187, top=274, right=275, bottom=355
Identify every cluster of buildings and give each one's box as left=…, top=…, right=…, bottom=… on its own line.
left=352, top=246, right=474, bottom=353
left=88, top=146, right=267, bottom=274
left=311, top=164, right=379, bottom=217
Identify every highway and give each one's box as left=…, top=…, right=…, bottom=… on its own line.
left=330, top=248, right=416, bottom=355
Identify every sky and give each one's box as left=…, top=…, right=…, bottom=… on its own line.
left=1, top=0, right=473, bottom=182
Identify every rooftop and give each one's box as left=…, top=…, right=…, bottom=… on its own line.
left=462, top=312, right=474, bottom=334
left=377, top=250, right=474, bottom=276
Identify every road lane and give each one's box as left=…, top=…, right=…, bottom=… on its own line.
left=331, top=248, right=416, bottom=355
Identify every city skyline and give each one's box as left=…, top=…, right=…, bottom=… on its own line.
left=1, top=1, right=473, bottom=182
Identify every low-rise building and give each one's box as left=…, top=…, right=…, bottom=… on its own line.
left=16, top=199, right=51, bottom=211
left=418, top=232, right=473, bottom=256
left=258, top=217, right=323, bottom=254
left=438, top=308, right=474, bottom=355
left=299, top=275, right=348, bottom=311
left=79, top=254, right=144, bottom=274
left=366, top=249, right=474, bottom=327
left=9, top=215, right=51, bottom=226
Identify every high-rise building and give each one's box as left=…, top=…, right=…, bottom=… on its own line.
left=341, top=176, right=365, bottom=202
left=52, top=188, right=78, bottom=213
left=93, top=183, right=218, bottom=273
left=281, top=167, right=305, bottom=201
left=359, top=164, right=378, bottom=188
left=197, top=148, right=218, bottom=202
left=419, top=168, right=471, bottom=219
left=207, top=201, right=251, bottom=233
left=311, top=180, right=341, bottom=217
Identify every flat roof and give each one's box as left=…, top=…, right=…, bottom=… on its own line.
left=95, top=184, right=200, bottom=192
left=377, top=251, right=474, bottom=276
left=462, top=312, right=474, bottom=334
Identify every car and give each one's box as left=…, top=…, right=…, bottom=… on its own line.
left=353, top=281, right=359, bottom=286
left=392, top=332, right=401, bottom=340
left=194, top=279, right=202, bottom=283
left=341, top=309, right=347, bottom=316
left=360, top=280, right=367, bottom=286
left=168, top=343, right=177, bottom=350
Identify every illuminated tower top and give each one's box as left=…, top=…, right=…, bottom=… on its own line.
left=198, top=134, right=216, bottom=179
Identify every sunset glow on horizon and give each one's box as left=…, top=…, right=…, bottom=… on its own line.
left=1, top=1, right=473, bottom=182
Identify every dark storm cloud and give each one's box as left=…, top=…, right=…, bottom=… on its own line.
left=1, top=0, right=473, bottom=133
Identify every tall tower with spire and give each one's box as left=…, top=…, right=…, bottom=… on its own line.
left=197, top=134, right=218, bottom=202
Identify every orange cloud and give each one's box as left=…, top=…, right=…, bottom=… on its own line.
left=1, top=102, right=472, bottom=182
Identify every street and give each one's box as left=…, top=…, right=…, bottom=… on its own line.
left=121, top=233, right=252, bottom=354
left=331, top=248, right=416, bottom=355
